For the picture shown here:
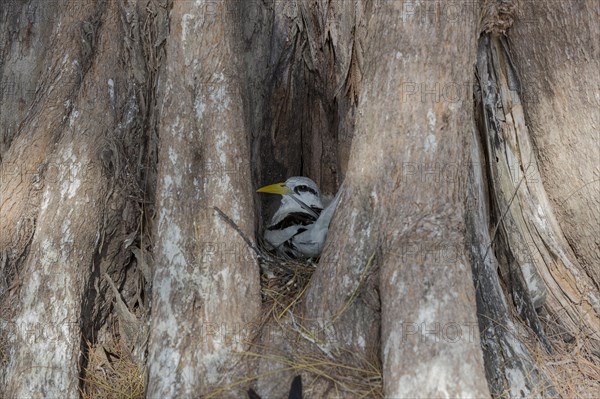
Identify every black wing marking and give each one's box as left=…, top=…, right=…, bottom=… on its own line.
left=267, top=212, right=319, bottom=231
left=294, top=227, right=308, bottom=235
left=280, top=228, right=309, bottom=259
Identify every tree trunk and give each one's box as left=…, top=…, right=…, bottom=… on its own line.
left=1, top=0, right=598, bottom=398
left=144, top=0, right=261, bottom=396
left=470, top=0, right=600, bottom=395
left=301, top=1, right=491, bottom=397
left=510, top=0, right=599, bottom=284
left=1, top=1, right=153, bottom=397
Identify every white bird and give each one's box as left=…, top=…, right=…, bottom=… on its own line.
left=257, top=176, right=341, bottom=259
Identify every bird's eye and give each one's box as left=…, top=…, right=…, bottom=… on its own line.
left=294, top=185, right=317, bottom=196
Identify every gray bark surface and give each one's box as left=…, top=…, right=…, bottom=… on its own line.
left=0, top=1, right=598, bottom=398
left=1, top=0, right=153, bottom=396
left=472, top=33, right=558, bottom=397
left=510, top=0, right=600, bottom=288
left=327, top=2, right=490, bottom=396
left=145, top=1, right=261, bottom=397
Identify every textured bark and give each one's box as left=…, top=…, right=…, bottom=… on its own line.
left=1, top=0, right=155, bottom=397
left=469, top=0, right=600, bottom=395
left=0, top=2, right=104, bottom=397
left=144, top=1, right=261, bottom=397
left=250, top=0, right=358, bottom=224
left=1, top=0, right=598, bottom=398
left=472, top=34, right=558, bottom=396
left=310, top=2, right=490, bottom=396
left=510, top=0, right=600, bottom=292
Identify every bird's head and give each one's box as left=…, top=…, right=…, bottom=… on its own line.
left=257, top=176, right=323, bottom=210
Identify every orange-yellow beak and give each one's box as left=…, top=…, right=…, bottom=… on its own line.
left=256, top=182, right=292, bottom=195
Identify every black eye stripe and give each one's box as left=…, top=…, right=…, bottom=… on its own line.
left=294, top=185, right=318, bottom=196
left=293, top=185, right=305, bottom=194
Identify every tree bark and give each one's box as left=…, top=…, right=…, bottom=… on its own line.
left=510, top=0, right=599, bottom=285
left=309, top=2, right=490, bottom=396
left=472, top=32, right=558, bottom=396
left=470, top=0, right=600, bottom=395
left=1, top=0, right=154, bottom=397
left=145, top=0, right=261, bottom=397
left=1, top=0, right=599, bottom=398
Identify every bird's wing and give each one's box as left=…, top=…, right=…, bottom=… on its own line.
left=264, top=211, right=314, bottom=247
left=291, top=190, right=342, bottom=257
left=311, top=189, right=341, bottom=233
left=267, top=211, right=318, bottom=231
left=265, top=225, right=304, bottom=248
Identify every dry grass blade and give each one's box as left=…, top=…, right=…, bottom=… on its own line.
left=80, top=340, right=145, bottom=399
left=201, top=244, right=383, bottom=398
left=519, top=321, right=600, bottom=398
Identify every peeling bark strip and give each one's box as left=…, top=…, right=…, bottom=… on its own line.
left=476, top=34, right=551, bottom=350
left=509, top=0, right=600, bottom=291
left=469, top=72, right=556, bottom=395
left=471, top=0, right=600, bottom=392
left=475, top=33, right=600, bottom=356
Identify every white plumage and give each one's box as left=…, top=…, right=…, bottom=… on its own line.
left=257, top=176, right=340, bottom=259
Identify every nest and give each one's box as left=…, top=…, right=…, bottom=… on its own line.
left=216, top=240, right=384, bottom=398
left=80, top=339, right=145, bottom=399
left=256, top=236, right=317, bottom=308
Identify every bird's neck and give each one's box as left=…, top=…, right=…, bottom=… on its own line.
left=286, top=193, right=323, bottom=212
